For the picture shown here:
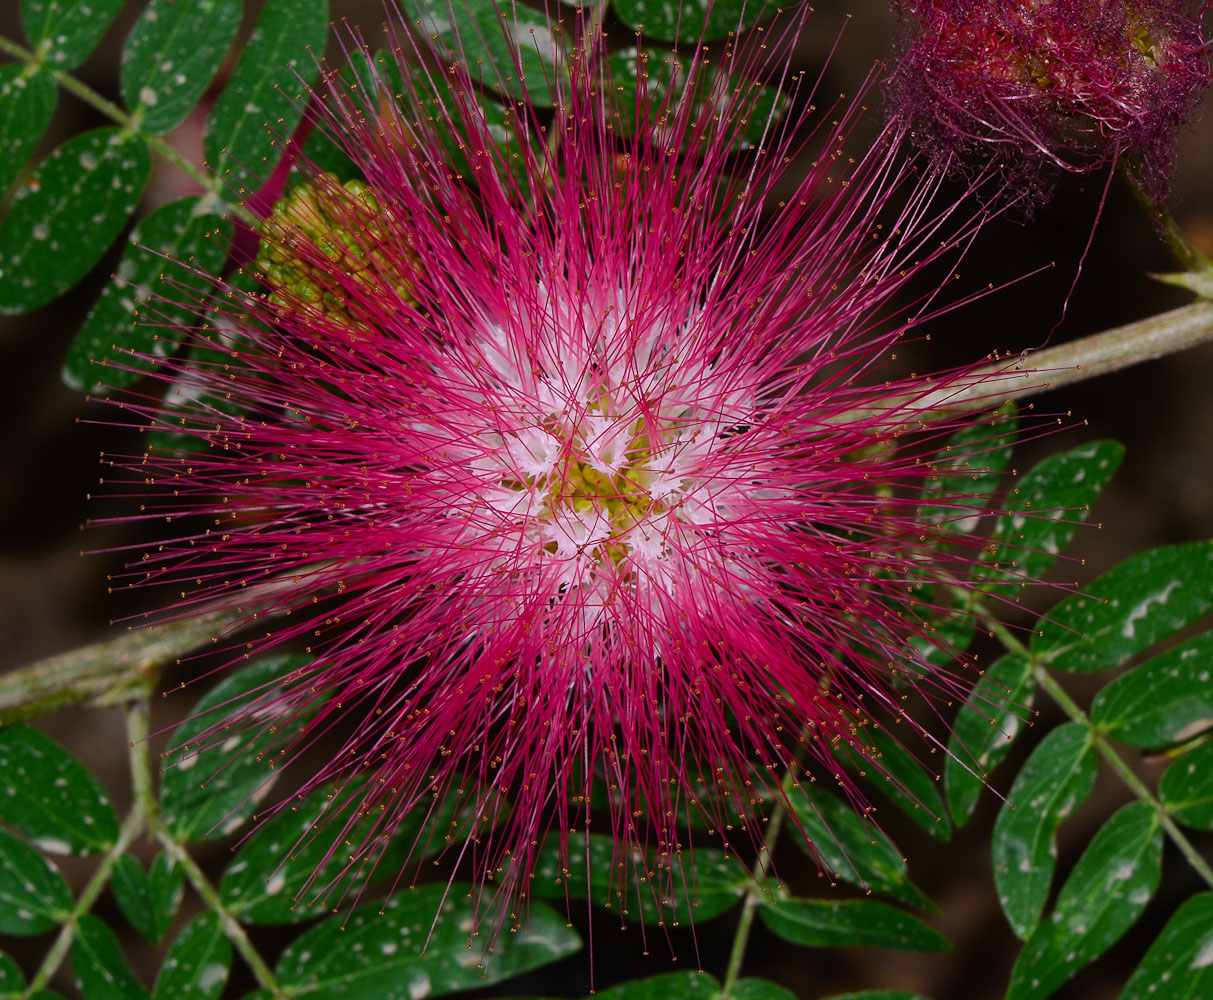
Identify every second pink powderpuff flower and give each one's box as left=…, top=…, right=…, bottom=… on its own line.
left=887, top=0, right=1212, bottom=202
left=106, top=5, right=1040, bottom=929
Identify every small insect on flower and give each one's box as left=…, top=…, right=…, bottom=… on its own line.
left=102, top=1, right=1042, bottom=937
left=886, top=0, right=1212, bottom=203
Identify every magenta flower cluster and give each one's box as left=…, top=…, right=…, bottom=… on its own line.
left=110, top=9, right=1033, bottom=924
left=887, top=0, right=1212, bottom=201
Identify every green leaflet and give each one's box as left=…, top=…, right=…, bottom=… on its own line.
left=1160, top=741, right=1213, bottom=831
left=0, top=127, right=151, bottom=314
left=275, top=883, right=581, bottom=998
left=1006, top=803, right=1162, bottom=1000
left=0, top=829, right=73, bottom=935
left=0, top=65, right=57, bottom=196
left=63, top=196, right=232, bottom=391
left=759, top=898, right=949, bottom=953
left=121, top=0, right=243, bottom=136
left=1033, top=540, right=1213, bottom=673
left=204, top=0, right=330, bottom=197
left=0, top=724, right=119, bottom=854
left=1091, top=631, right=1213, bottom=746
left=945, top=654, right=1036, bottom=825
left=151, top=913, right=231, bottom=1000
left=72, top=915, right=150, bottom=1000
left=1117, top=893, right=1213, bottom=1000
left=20, top=0, right=124, bottom=70
left=992, top=722, right=1096, bottom=939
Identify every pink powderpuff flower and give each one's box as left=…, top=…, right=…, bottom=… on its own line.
left=886, top=0, right=1212, bottom=203
left=101, top=4, right=1037, bottom=932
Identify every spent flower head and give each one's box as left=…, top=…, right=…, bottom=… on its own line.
left=886, top=0, right=1213, bottom=202
left=103, top=4, right=1045, bottom=929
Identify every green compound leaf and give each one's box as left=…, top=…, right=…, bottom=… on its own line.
left=0, top=724, right=119, bottom=854
left=0, top=127, right=151, bottom=314
left=63, top=195, right=232, bottom=391
left=20, top=0, right=123, bottom=70
left=820, top=994, right=933, bottom=1000
left=992, top=722, right=1096, bottom=940
left=919, top=403, right=1018, bottom=532
left=841, top=726, right=952, bottom=840
left=589, top=972, right=720, bottom=1000
left=945, top=654, right=1036, bottom=825
left=0, top=951, right=26, bottom=997
left=1007, top=802, right=1162, bottom=1000
left=152, top=913, right=231, bottom=1000
left=0, top=65, right=57, bottom=196
left=606, top=47, right=787, bottom=151
left=1091, top=632, right=1213, bottom=747
left=72, top=914, right=150, bottom=1000
left=401, top=0, right=568, bottom=108
left=220, top=780, right=470, bottom=925
left=611, top=0, right=764, bottom=43
left=204, top=0, right=329, bottom=199
left=275, top=883, right=581, bottom=998
left=979, top=440, right=1123, bottom=590
left=787, top=785, right=933, bottom=910
left=729, top=979, right=798, bottom=1000
left=111, top=852, right=184, bottom=944
left=529, top=831, right=750, bottom=925
left=0, top=829, right=72, bottom=934
left=759, top=898, right=950, bottom=953
left=1033, top=540, right=1213, bottom=674
left=1118, top=892, right=1213, bottom=1000
left=160, top=653, right=315, bottom=842
left=1160, top=741, right=1213, bottom=831
left=121, top=0, right=243, bottom=137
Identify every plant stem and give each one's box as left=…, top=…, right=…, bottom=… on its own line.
left=841, top=300, right=1213, bottom=423
left=1121, top=164, right=1213, bottom=275
left=720, top=801, right=787, bottom=995
left=0, top=574, right=303, bottom=725
left=126, top=700, right=286, bottom=997
left=977, top=611, right=1213, bottom=891
left=0, top=32, right=258, bottom=228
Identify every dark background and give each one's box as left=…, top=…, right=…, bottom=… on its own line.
left=1, top=2, right=1211, bottom=998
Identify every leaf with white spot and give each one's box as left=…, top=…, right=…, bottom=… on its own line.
left=111, top=852, right=184, bottom=944
left=63, top=196, right=232, bottom=391
left=978, top=440, right=1123, bottom=591
left=1118, top=892, right=1213, bottom=1000
left=919, top=403, right=1018, bottom=533
left=20, top=0, right=124, bottom=70
left=159, top=653, right=317, bottom=843
left=529, top=830, right=752, bottom=925
left=0, top=724, right=118, bottom=854
left=0, top=65, right=57, bottom=196
left=1160, top=741, right=1213, bottom=831
left=992, top=722, right=1096, bottom=940
left=275, top=883, right=581, bottom=997
left=759, top=897, right=950, bottom=952
left=588, top=972, right=721, bottom=1000
left=204, top=0, right=329, bottom=198
left=840, top=726, right=952, bottom=840
left=1006, top=802, right=1162, bottom=1000
left=787, top=785, right=933, bottom=910
left=1091, top=632, right=1213, bottom=747
left=152, top=913, right=231, bottom=1000
left=1033, top=541, right=1213, bottom=673
left=220, top=779, right=473, bottom=925
left=0, top=950, right=26, bottom=997
left=728, top=980, right=799, bottom=1000
left=0, top=127, right=151, bottom=314
left=121, top=0, right=243, bottom=136
left=400, top=0, right=568, bottom=107
left=945, top=654, right=1036, bottom=825
left=611, top=0, right=764, bottom=43
left=72, top=914, right=150, bottom=1000
left=0, top=829, right=72, bottom=934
